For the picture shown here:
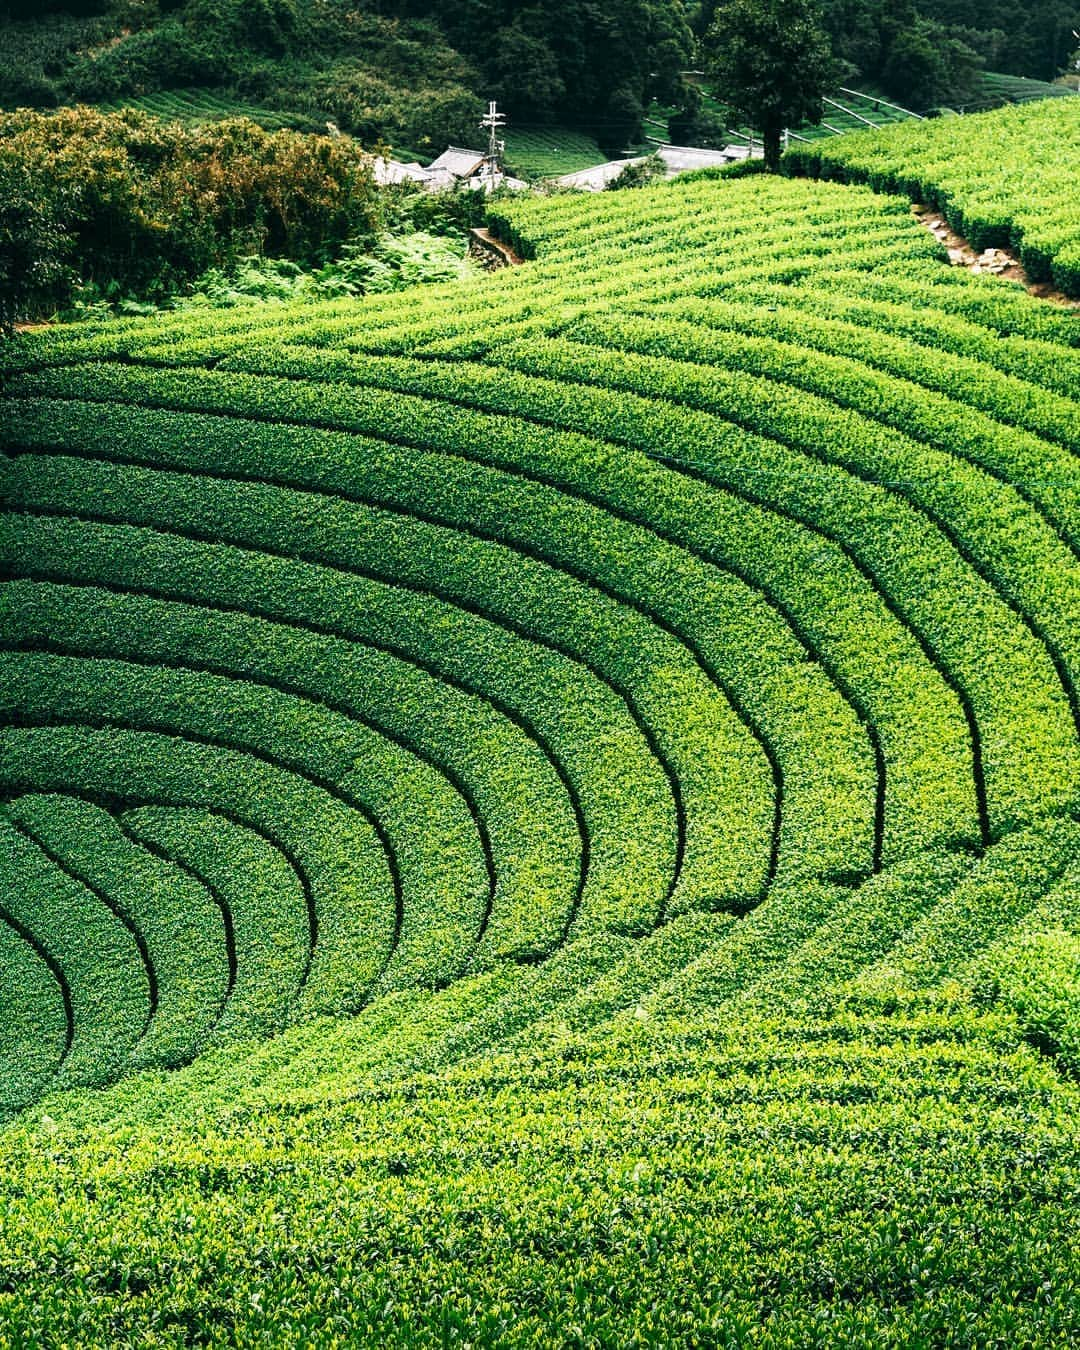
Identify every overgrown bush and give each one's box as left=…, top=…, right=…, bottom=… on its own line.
left=0, top=106, right=381, bottom=323
left=151, top=233, right=475, bottom=314
left=0, top=159, right=73, bottom=332
left=606, top=154, right=666, bottom=190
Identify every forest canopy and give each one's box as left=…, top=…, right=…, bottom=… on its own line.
left=694, top=0, right=1079, bottom=106
left=0, top=0, right=693, bottom=151
left=1, top=0, right=1076, bottom=146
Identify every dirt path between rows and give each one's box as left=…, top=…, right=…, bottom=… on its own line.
left=468, top=228, right=525, bottom=270
left=913, top=205, right=1078, bottom=308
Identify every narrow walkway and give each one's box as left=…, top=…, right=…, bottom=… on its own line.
left=469, top=228, right=525, bottom=270
left=914, top=205, right=1077, bottom=307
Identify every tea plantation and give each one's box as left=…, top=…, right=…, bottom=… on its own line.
left=788, top=96, right=1080, bottom=296
left=1, top=155, right=1079, bottom=1345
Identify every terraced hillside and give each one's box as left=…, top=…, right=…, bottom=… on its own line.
left=502, top=127, right=606, bottom=178
left=787, top=96, right=1080, bottom=296
left=97, top=88, right=318, bottom=132
left=1, top=170, right=1080, bottom=1345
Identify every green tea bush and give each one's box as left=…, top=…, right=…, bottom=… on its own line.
left=123, top=806, right=312, bottom=1040
left=0, top=916, right=67, bottom=1117
left=785, top=98, right=1080, bottom=297
left=6, top=791, right=230, bottom=1069
left=0, top=812, right=152, bottom=1088
left=977, top=926, right=1080, bottom=1075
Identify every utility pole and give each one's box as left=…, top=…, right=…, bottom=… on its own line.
left=480, top=100, right=507, bottom=184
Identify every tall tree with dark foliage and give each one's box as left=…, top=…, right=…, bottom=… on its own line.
left=704, top=0, right=836, bottom=169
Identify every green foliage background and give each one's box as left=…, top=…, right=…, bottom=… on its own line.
left=0, top=106, right=397, bottom=327
left=0, top=0, right=695, bottom=152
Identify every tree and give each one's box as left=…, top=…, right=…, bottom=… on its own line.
left=704, top=0, right=837, bottom=170
left=878, top=15, right=981, bottom=108
left=487, top=24, right=565, bottom=118
left=0, top=0, right=109, bottom=13
left=0, top=159, right=71, bottom=332
left=395, top=0, right=692, bottom=146
left=881, top=21, right=943, bottom=103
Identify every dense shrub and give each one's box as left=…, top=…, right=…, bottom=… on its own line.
left=0, top=159, right=72, bottom=332
left=977, top=928, right=1080, bottom=1075
left=0, top=106, right=380, bottom=321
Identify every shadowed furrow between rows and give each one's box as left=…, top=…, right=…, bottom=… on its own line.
left=22, top=359, right=974, bottom=864
left=4, top=397, right=878, bottom=891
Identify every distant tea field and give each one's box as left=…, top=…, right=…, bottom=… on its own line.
left=1, top=135, right=1079, bottom=1344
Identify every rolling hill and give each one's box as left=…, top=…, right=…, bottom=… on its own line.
left=1, top=111, right=1079, bottom=1344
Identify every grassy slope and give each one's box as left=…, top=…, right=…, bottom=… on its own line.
left=1, top=154, right=1080, bottom=1344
